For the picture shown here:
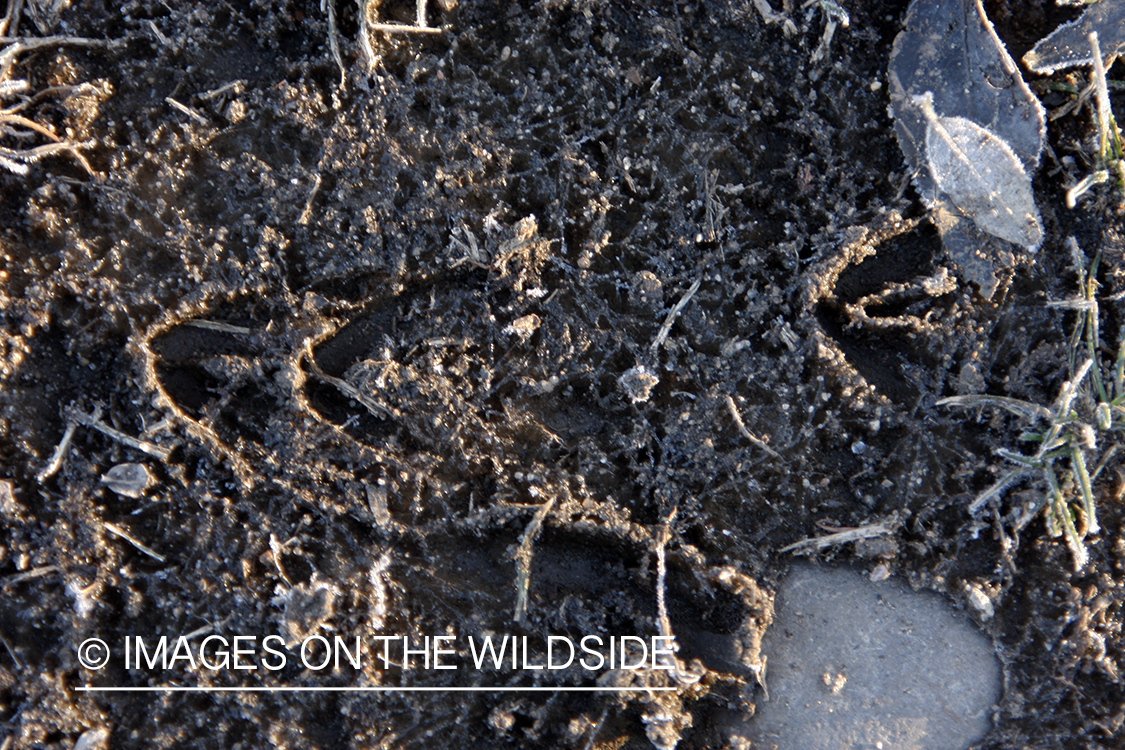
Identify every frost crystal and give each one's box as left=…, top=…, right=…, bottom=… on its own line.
left=619, top=365, right=659, bottom=404
left=100, top=463, right=155, bottom=498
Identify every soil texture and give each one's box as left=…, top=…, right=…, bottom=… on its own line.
left=0, top=0, right=1124, bottom=748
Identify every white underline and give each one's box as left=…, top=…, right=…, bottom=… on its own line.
left=75, top=686, right=676, bottom=693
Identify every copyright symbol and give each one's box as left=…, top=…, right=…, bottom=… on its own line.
left=78, top=638, right=110, bottom=670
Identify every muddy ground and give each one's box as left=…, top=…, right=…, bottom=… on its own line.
left=0, top=0, right=1123, bottom=747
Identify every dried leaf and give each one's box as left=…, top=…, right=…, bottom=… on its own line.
left=915, top=92, right=1043, bottom=249
left=1024, top=0, right=1125, bottom=74
left=889, top=0, right=1046, bottom=296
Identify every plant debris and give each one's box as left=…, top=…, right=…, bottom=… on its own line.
left=913, top=91, right=1043, bottom=249
left=1024, top=0, right=1125, bottom=74
left=889, top=0, right=1046, bottom=296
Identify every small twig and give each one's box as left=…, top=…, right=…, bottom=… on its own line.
left=0, top=112, right=59, bottom=141
left=146, top=19, right=169, bottom=46
left=650, top=276, right=701, bottom=353
left=102, top=521, right=166, bottom=563
left=268, top=533, right=291, bottom=584
left=0, top=35, right=126, bottom=78
left=184, top=319, right=252, bottom=335
left=806, top=0, right=849, bottom=26
left=198, top=80, right=245, bottom=101
left=358, top=0, right=377, bottom=71
left=513, top=496, right=554, bottom=624
left=0, top=34, right=125, bottom=47
left=0, top=628, right=23, bottom=669
left=968, top=469, right=1037, bottom=515
left=581, top=705, right=611, bottom=750
left=654, top=508, right=701, bottom=685
left=751, top=0, right=796, bottom=35
left=182, top=615, right=233, bottom=641
left=70, top=407, right=173, bottom=461
left=725, top=395, right=782, bottom=458
left=808, top=0, right=851, bottom=68
left=165, top=96, right=207, bottom=125
left=0, top=564, right=59, bottom=588
left=810, top=17, right=838, bottom=65
left=26, top=81, right=103, bottom=105
left=304, top=351, right=400, bottom=420
left=655, top=510, right=676, bottom=657
left=937, top=393, right=1055, bottom=422
left=1046, top=298, right=1098, bottom=312
left=779, top=520, right=893, bottom=554
left=37, top=419, right=77, bottom=482
left=298, top=173, right=322, bottom=226
left=366, top=23, right=445, bottom=35
left=0, top=139, right=96, bottom=176
left=323, top=0, right=345, bottom=88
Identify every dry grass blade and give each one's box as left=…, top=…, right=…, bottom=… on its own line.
left=0, top=31, right=118, bottom=175
left=780, top=520, right=895, bottom=554
left=936, top=394, right=1053, bottom=422
left=1052, top=358, right=1093, bottom=417
left=69, top=407, right=173, bottom=460
left=102, top=521, right=166, bottom=563
left=513, top=496, right=554, bottom=624
left=967, top=469, right=1036, bottom=514
left=650, top=276, right=701, bottom=353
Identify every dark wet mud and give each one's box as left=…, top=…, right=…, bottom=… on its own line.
left=0, top=0, right=1123, bottom=748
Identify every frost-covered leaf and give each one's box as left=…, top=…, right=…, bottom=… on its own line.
left=1024, top=0, right=1125, bottom=74
left=915, top=92, right=1043, bottom=249
left=890, top=0, right=1045, bottom=177
left=889, top=0, right=1046, bottom=296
